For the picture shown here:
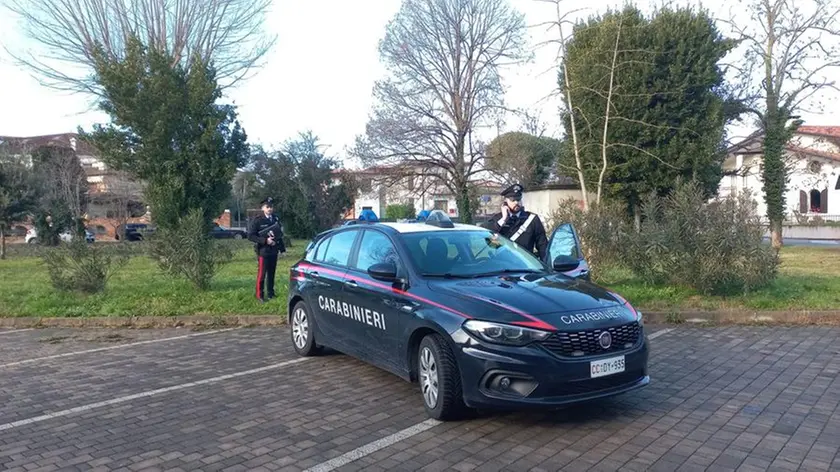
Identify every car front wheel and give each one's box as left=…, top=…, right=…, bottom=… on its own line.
left=418, top=334, right=469, bottom=421
left=290, top=301, right=319, bottom=356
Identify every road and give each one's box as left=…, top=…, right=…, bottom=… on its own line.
left=762, top=237, right=840, bottom=247
left=1, top=325, right=839, bottom=471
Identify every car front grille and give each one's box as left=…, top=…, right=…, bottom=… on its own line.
left=546, top=370, right=645, bottom=396
left=540, top=321, right=641, bottom=357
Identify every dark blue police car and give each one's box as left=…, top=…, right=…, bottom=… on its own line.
left=287, top=211, right=649, bottom=420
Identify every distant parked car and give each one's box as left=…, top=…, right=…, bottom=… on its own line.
left=25, top=227, right=95, bottom=244
left=210, top=223, right=246, bottom=239
left=115, top=223, right=155, bottom=241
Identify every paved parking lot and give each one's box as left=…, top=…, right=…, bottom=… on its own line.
left=1, top=324, right=840, bottom=471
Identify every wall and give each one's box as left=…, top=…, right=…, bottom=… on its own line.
left=215, top=210, right=231, bottom=228
left=763, top=225, right=840, bottom=240
left=521, top=187, right=592, bottom=226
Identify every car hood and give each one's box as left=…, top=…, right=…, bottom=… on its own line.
left=426, top=272, right=636, bottom=330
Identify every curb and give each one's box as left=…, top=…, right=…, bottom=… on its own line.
left=641, top=310, right=840, bottom=326
left=0, top=315, right=287, bottom=329
left=2, top=310, right=840, bottom=329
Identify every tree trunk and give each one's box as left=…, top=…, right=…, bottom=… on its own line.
left=456, top=181, right=473, bottom=225
left=770, top=219, right=783, bottom=250
left=0, top=225, right=6, bottom=260
left=633, top=202, right=641, bottom=233
left=762, top=9, right=784, bottom=251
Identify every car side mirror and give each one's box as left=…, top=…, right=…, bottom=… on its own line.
left=553, top=255, right=580, bottom=272
left=368, top=262, right=399, bottom=282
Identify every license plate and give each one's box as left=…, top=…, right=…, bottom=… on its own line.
left=590, top=355, right=625, bottom=378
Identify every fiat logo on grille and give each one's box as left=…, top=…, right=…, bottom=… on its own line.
left=598, top=331, right=612, bottom=349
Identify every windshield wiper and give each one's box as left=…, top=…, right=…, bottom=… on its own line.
left=471, top=268, right=543, bottom=277
left=421, top=273, right=478, bottom=279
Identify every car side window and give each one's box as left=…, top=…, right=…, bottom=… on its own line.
left=354, top=230, right=399, bottom=272
left=550, top=224, right=579, bottom=259
left=320, top=230, right=358, bottom=267
left=305, top=237, right=325, bottom=262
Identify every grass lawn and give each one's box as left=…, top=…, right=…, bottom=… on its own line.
left=0, top=240, right=308, bottom=318
left=598, top=245, right=840, bottom=311
left=1, top=241, right=839, bottom=317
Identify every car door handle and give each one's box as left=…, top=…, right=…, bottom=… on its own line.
left=345, top=280, right=358, bottom=288
left=310, top=271, right=321, bottom=278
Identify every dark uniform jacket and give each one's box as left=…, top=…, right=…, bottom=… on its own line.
left=248, top=214, right=286, bottom=257
left=485, top=210, right=549, bottom=260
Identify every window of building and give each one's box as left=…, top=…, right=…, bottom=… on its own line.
left=801, top=189, right=828, bottom=214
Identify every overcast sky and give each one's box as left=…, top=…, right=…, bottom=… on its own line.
left=1, top=0, right=837, bottom=168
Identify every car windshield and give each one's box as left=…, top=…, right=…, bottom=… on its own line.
left=401, top=229, right=546, bottom=278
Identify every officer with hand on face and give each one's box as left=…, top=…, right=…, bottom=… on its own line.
left=248, top=197, right=286, bottom=302
left=485, top=183, right=549, bottom=260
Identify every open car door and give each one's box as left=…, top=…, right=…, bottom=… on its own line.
left=545, top=223, right=590, bottom=280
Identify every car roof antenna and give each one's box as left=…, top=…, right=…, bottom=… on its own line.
left=425, top=210, right=455, bottom=228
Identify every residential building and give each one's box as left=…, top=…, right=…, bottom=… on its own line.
left=0, top=132, right=234, bottom=237
left=0, top=133, right=149, bottom=236
left=720, top=125, right=840, bottom=221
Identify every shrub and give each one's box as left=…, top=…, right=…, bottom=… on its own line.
left=548, top=198, right=633, bottom=280
left=40, top=238, right=131, bottom=294
left=625, top=182, right=779, bottom=295
left=385, top=203, right=416, bottom=220
left=149, top=209, right=234, bottom=290
left=547, top=181, right=779, bottom=295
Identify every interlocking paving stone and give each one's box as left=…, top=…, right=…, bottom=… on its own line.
left=1, top=325, right=840, bottom=471
left=337, top=325, right=840, bottom=471
left=0, top=328, right=299, bottom=422
left=0, top=328, right=213, bottom=364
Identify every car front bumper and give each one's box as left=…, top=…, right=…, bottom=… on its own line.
left=453, top=326, right=650, bottom=409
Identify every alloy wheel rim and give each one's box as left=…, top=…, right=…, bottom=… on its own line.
left=419, top=347, right=439, bottom=408
left=292, top=308, right=308, bottom=349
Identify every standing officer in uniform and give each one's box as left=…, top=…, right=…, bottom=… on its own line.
left=248, top=197, right=286, bottom=302
left=485, top=183, right=549, bottom=260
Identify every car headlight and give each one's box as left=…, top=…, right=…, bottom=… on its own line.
left=462, top=320, right=551, bottom=346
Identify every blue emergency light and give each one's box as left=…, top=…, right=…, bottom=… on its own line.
left=424, top=210, right=454, bottom=228
left=358, top=209, right=379, bottom=222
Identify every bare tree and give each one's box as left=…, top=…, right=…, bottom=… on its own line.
left=4, top=0, right=276, bottom=96
left=535, top=0, right=591, bottom=211
left=32, top=146, right=89, bottom=220
left=101, top=170, right=145, bottom=237
left=724, top=0, right=840, bottom=249
left=350, top=0, right=529, bottom=224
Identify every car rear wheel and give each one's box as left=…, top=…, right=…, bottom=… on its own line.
left=290, top=301, right=319, bottom=356
left=418, top=334, right=468, bottom=421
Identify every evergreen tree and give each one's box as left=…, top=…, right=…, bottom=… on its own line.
left=559, top=5, right=740, bottom=220
left=81, top=36, right=249, bottom=232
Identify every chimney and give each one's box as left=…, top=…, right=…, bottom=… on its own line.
left=70, top=137, right=77, bottom=151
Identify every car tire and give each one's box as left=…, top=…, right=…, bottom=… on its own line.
left=418, top=333, right=468, bottom=421
left=290, top=301, right=320, bottom=356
